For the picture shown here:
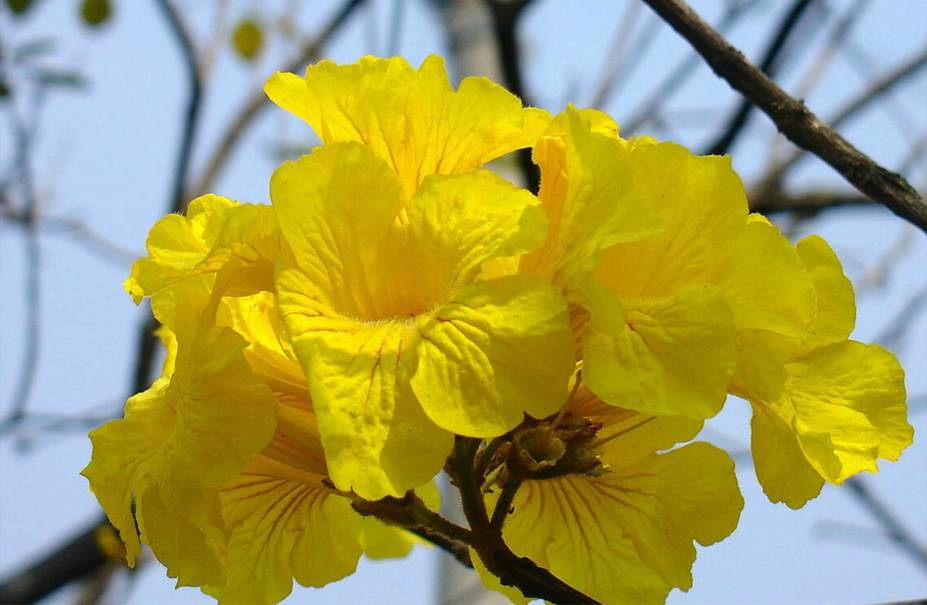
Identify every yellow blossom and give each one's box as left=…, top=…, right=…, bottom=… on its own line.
left=732, top=235, right=913, bottom=508
left=489, top=387, right=743, bottom=604
left=272, top=141, right=575, bottom=500
left=264, top=55, right=550, bottom=196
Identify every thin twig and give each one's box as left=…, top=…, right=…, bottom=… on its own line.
left=844, top=477, right=927, bottom=571
left=623, top=0, right=757, bottom=134
left=191, top=0, right=366, bottom=196
left=704, top=0, right=822, bottom=155
left=587, top=1, right=643, bottom=109
left=386, top=0, right=406, bottom=56
left=641, top=0, right=927, bottom=231
left=760, top=45, right=927, bottom=190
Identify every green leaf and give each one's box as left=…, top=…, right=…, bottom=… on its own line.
left=6, top=0, right=34, bottom=15
left=80, top=0, right=112, bottom=27
left=231, top=19, right=264, bottom=62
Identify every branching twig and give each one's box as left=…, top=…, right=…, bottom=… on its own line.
left=704, top=0, right=822, bottom=155
left=641, top=0, right=927, bottom=231
left=761, top=45, right=927, bottom=190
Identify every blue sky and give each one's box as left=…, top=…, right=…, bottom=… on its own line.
left=1, top=1, right=925, bottom=603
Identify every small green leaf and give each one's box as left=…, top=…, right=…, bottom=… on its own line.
left=80, top=0, right=112, bottom=27
left=231, top=19, right=264, bottom=62
left=6, top=0, right=34, bottom=15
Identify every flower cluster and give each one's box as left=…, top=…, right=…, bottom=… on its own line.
left=83, top=55, right=912, bottom=604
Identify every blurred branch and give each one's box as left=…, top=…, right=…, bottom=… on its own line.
left=0, top=522, right=119, bottom=604
left=641, top=0, right=927, bottom=232
left=761, top=45, right=927, bottom=190
left=703, top=0, right=822, bottom=155
left=192, top=0, right=366, bottom=197
left=844, top=477, right=927, bottom=571
left=587, top=1, right=643, bottom=108
left=387, top=0, right=406, bottom=56
left=748, top=188, right=872, bottom=214
left=624, top=0, right=757, bottom=134
left=483, top=0, right=539, bottom=193
left=2, top=207, right=137, bottom=268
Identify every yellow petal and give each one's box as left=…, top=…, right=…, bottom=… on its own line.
left=502, top=441, right=742, bottom=603
left=786, top=341, right=911, bottom=482
left=204, top=457, right=364, bottom=605
left=595, top=141, right=747, bottom=300
left=265, top=55, right=546, bottom=195
left=583, top=285, right=736, bottom=419
left=275, top=280, right=453, bottom=499
left=719, top=216, right=815, bottom=336
left=520, top=107, right=661, bottom=296
left=750, top=402, right=824, bottom=509
left=413, top=275, right=575, bottom=436
left=796, top=235, right=855, bottom=349
left=82, top=289, right=277, bottom=584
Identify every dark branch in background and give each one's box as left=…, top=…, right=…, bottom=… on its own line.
left=759, top=45, right=927, bottom=190
left=483, top=0, right=539, bottom=194
left=0, top=2, right=366, bottom=602
left=623, top=0, right=758, bottom=134
left=704, top=0, right=821, bottom=155
left=844, top=478, right=927, bottom=571
left=0, top=1, right=205, bottom=602
left=192, top=0, right=366, bottom=197
left=640, top=0, right=927, bottom=232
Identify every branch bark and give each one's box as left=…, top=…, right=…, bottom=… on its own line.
left=641, top=0, right=927, bottom=232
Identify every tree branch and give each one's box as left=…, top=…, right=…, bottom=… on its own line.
left=445, top=437, right=598, bottom=604
left=704, top=0, right=821, bottom=155
left=760, top=45, right=927, bottom=190
left=641, top=0, right=927, bottom=232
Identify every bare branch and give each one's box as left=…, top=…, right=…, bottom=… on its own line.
left=641, top=0, right=927, bottom=231
left=844, top=477, right=927, bottom=571
left=761, top=45, right=927, bottom=190
left=623, top=0, right=758, bottom=134
left=703, top=0, right=822, bottom=155
left=587, top=1, right=643, bottom=108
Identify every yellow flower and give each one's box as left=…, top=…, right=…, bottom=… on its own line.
left=264, top=55, right=549, bottom=196
left=124, top=193, right=283, bottom=304
left=206, top=293, right=428, bottom=604
left=732, top=235, right=913, bottom=508
left=86, top=283, right=426, bottom=602
left=82, top=281, right=278, bottom=587
left=522, top=109, right=820, bottom=422
left=272, top=141, right=575, bottom=500
left=490, top=387, right=743, bottom=604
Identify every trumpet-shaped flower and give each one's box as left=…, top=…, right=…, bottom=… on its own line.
left=272, top=141, right=575, bottom=499
left=732, top=235, right=913, bottom=508
left=492, top=388, right=743, bottom=604
left=521, top=108, right=817, bottom=421
left=82, top=281, right=278, bottom=587
left=265, top=55, right=549, bottom=196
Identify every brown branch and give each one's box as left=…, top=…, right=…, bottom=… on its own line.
left=350, top=492, right=474, bottom=569
left=623, top=0, right=757, bottom=134
left=445, top=437, right=598, bottom=604
left=748, top=188, right=873, bottom=215
left=761, top=45, right=927, bottom=190
left=191, top=0, right=366, bottom=197
left=641, top=0, right=927, bottom=232
left=704, top=0, right=822, bottom=155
